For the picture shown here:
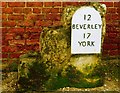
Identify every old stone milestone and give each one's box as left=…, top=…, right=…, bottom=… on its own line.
left=18, top=2, right=106, bottom=91
left=71, top=6, right=102, bottom=54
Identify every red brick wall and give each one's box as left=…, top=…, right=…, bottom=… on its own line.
left=1, top=2, right=120, bottom=63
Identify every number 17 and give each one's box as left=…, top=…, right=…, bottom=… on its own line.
left=83, top=33, right=91, bottom=39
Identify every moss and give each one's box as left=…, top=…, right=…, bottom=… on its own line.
left=18, top=51, right=50, bottom=91
left=18, top=2, right=107, bottom=91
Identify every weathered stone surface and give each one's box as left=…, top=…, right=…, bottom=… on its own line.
left=18, top=51, right=50, bottom=91
left=18, top=2, right=106, bottom=91
left=40, top=27, right=71, bottom=75
left=40, top=2, right=106, bottom=90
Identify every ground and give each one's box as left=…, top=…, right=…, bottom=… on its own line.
left=1, top=58, right=120, bottom=92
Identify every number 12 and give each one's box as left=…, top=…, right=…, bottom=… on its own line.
left=84, top=14, right=91, bottom=21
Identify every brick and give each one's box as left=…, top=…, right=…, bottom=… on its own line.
left=117, top=7, right=120, bottom=14
left=25, top=14, right=44, bottom=20
left=2, top=46, right=18, bottom=53
left=8, top=15, right=24, bottom=20
left=109, top=50, right=119, bottom=56
left=8, top=2, right=25, bottom=7
left=0, top=15, right=1, bottom=20
left=44, top=2, right=53, bottom=7
left=37, top=15, right=45, bottom=20
left=2, top=40, right=9, bottom=46
left=16, top=44, right=25, bottom=51
left=35, top=20, right=52, bottom=27
left=42, top=8, right=51, bottom=13
left=53, top=21, right=62, bottom=26
left=106, top=26, right=119, bottom=33
left=34, top=45, right=39, bottom=51
left=2, top=28, right=7, bottom=33
left=103, top=37, right=110, bottom=44
left=53, top=2, right=61, bottom=6
left=103, top=44, right=118, bottom=50
left=2, top=8, right=13, bottom=14
left=27, top=2, right=43, bottom=7
left=107, top=7, right=117, bottom=13
left=105, top=14, right=111, bottom=21
left=110, top=38, right=120, bottom=44
left=46, top=13, right=61, bottom=21
left=10, top=46, right=18, bottom=52
left=118, top=44, right=120, bottom=49
left=2, top=21, right=16, bottom=27
left=26, top=27, right=42, bottom=32
left=63, top=2, right=79, bottom=6
left=25, top=14, right=37, bottom=20
left=2, top=14, right=7, bottom=20
left=42, top=8, right=60, bottom=13
left=23, top=8, right=32, bottom=14
left=24, top=45, right=32, bottom=51
left=114, top=2, right=119, bottom=7
left=23, top=33, right=29, bottom=39
left=33, top=8, right=42, bottom=13
left=118, top=50, right=120, bottom=56
left=10, top=53, right=22, bottom=58
left=111, top=14, right=119, bottom=20
left=2, top=54, right=8, bottom=58
left=103, top=44, right=108, bottom=50
left=25, top=45, right=38, bottom=51
left=14, top=8, right=23, bottom=13
left=2, top=60, right=8, bottom=63
left=106, top=21, right=119, bottom=27
left=59, top=8, right=63, bottom=13
left=102, top=50, right=109, bottom=56
left=26, top=39, right=39, bottom=45
left=28, top=33, right=40, bottom=39
left=5, top=33, right=14, bottom=40
left=2, top=2, right=7, bottom=7
left=101, top=2, right=113, bottom=7
left=2, top=46, right=11, bottom=52
left=9, top=40, right=25, bottom=46
left=78, top=2, right=87, bottom=5
left=17, top=20, right=34, bottom=27
left=108, top=33, right=117, bottom=38
left=14, top=34, right=22, bottom=40
left=51, top=8, right=60, bottom=13
left=8, top=28, right=24, bottom=33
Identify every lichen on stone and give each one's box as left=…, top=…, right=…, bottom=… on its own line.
left=40, top=2, right=106, bottom=90
left=18, top=2, right=106, bottom=91
left=40, top=27, right=71, bottom=75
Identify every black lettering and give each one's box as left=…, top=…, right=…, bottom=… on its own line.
left=76, top=24, right=79, bottom=29
left=72, top=24, right=102, bottom=30
left=87, top=41, right=90, bottom=46
left=95, top=24, right=97, bottom=29
left=87, top=14, right=91, bottom=21
left=84, top=15, right=86, bottom=20
left=79, top=24, right=83, bottom=29
left=87, top=24, right=90, bottom=29
left=91, top=24, right=94, bottom=29
left=91, top=41, right=95, bottom=46
left=98, top=24, right=102, bottom=29
left=78, top=41, right=95, bottom=47
left=82, top=41, right=86, bottom=47
left=83, top=24, right=86, bottom=29
left=78, top=41, right=82, bottom=46
left=72, top=24, right=75, bottom=29
left=87, top=33, right=91, bottom=39
left=84, top=14, right=91, bottom=21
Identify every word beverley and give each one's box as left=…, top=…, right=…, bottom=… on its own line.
left=72, top=24, right=102, bottom=30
